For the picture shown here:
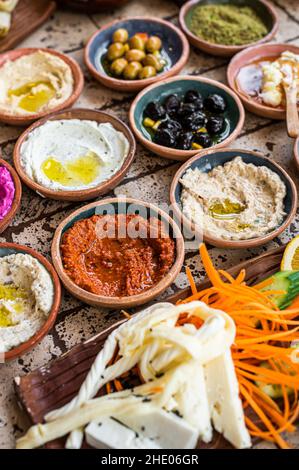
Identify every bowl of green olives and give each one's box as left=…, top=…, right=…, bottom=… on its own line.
left=84, top=17, right=190, bottom=92
left=129, top=76, right=245, bottom=160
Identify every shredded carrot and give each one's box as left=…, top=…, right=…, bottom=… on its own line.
left=186, top=266, right=197, bottom=295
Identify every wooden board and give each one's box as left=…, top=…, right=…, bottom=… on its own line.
left=0, top=0, right=56, bottom=53
left=14, top=245, right=285, bottom=449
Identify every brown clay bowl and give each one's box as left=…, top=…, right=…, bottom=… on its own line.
left=13, top=108, right=136, bottom=202
left=227, top=43, right=299, bottom=119
left=129, top=75, right=245, bottom=161
left=179, top=0, right=278, bottom=58
left=293, top=137, right=299, bottom=171
left=170, top=148, right=297, bottom=249
left=0, top=158, right=22, bottom=234
left=1, top=242, right=61, bottom=362
left=84, top=16, right=190, bottom=93
left=0, top=48, right=84, bottom=126
left=51, top=198, right=185, bottom=308
left=57, top=0, right=130, bottom=12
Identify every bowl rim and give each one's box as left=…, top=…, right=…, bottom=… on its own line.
left=293, top=137, right=299, bottom=171
left=0, top=47, right=84, bottom=125
left=2, top=242, right=61, bottom=361
left=0, top=158, right=22, bottom=234
left=129, top=75, right=245, bottom=159
left=169, top=148, right=297, bottom=249
left=51, top=197, right=185, bottom=308
left=179, top=0, right=279, bottom=56
left=84, top=16, right=190, bottom=91
left=13, top=108, right=136, bottom=202
left=227, top=42, right=299, bottom=119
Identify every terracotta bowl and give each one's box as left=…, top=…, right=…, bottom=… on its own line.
left=0, top=158, right=22, bottom=234
left=227, top=43, right=299, bottom=119
left=293, top=137, right=299, bottom=171
left=170, top=148, right=297, bottom=249
left=84, top=16, right=190, bottom=93
left=51, top=197, right=185, bottom=308
left=0, top=48, right=84, bottom=126
left=13, top=108, right=136, bottom=202
left=129, top=75, right=245, bottom=161
left=179, top=0, right=278, bottom=58
left=1, top=243, right=61, bottom=362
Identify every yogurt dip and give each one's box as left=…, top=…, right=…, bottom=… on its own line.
left=0, top=165, right=15, bottom=221
left=0, top=50, right=74, bottom=116
left=0, top=253, right=54, bottom=352
left=180, top=157, right=286, bottom=241
left=20, top=120, right=130, bottom=191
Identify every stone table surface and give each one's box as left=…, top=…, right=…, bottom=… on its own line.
left=0, top=0, right=299, bottom=450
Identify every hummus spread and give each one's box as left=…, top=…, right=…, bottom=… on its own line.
left=0, top=165, right=15, bottom=220
left=180, top=157, right=286, bottom=241
left=0, top=51, right=74, bottom=116
left=61, top=214, right=175, bottom=297
left=20, top=120, right=130, bottom=191
left=0, top=253, right=54, bottom=352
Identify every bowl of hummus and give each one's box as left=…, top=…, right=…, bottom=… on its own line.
left=14, top=108, right=136, bottom=202
left=51, top=197, right=184, bottom=308
left=0, top=48, right=84, bottom=125
left=0, top=243, right=61, bottom=361
left=0, top=158, right=21, bottom=235
left=170, top=148, right=297, bottom=249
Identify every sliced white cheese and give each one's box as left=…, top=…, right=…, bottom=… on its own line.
left=0, top=11, right=10, bottom=38
left=120, top=408, right=199, bottom=449
left=85, top=417, right=161, bottom=449
left=204, top=350, right=251, bottom=449
left=0, top=0, right=18, bottom=12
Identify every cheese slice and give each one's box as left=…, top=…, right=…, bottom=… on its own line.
left=204, top=350, right=251, bottom=449
left=0, top=11, right=10, bottom=37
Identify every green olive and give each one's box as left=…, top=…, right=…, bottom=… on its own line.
left=125, top=49, right=146, bottom=62
left=123, top=61, right=143, bottom=80
left=145, top=36, right=162, bottom=53
left=128, top=34, right=145, bottom=51
left=110, top=58, right=128, bottom=76
left=107, top=42, right=125, bottom=61
left=142, top=53, right=164, bottom=72
left=138, top=65, right=157, bottom=80
left=112, top=28, right=129, bottom=44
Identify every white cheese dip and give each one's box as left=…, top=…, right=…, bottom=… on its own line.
left=0, top=253, right=54, bottom=352
left=180, top=157, right=286, bottom=241
left=20, top=120, right=130, bottom=191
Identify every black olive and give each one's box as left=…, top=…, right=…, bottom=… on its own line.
left=159, top=119, right=182, bottom=133
left=193, top=132, right=212, bottom=148
left=154, top=128, right=176, bottom=148
left=176, top=132, right=193, bottom=150
left=144, top=101, right=166, bottom=121
left=206, top=116, right=224, bottom=135
left=177, top=103, right=197, bottom=118
left=204, top=94, right=227, bottom=113
left=164, top=94, right=180, bottom=116
left=181, top=111, right=206, bottom=131
left=184, top=90, right=204, bottom=110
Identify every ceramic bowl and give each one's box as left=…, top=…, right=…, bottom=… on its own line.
left=84, top=16, right=190, bottom=92
left=179, top=0, right=278, bottom=57
left=0, top=48, right=84, bottom=126
left=13, top=108, right=136, bottom=202
left=1, top=243, right=61, bottom=362
left=57, top=0, right=130, bottom=12
left=293, top=137, right=299, bottom=171
left=0, top=158, right=22, bottom=234
left=170, top=148, right=297, bottom=249
left=227, top=43, right=299, bottom=119
left=129, top=75, right=245, bottom=161
left=51, top=198, right=185, bottom=308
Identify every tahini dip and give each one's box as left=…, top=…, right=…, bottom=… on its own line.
left=180, top=157, right=286, bottom=241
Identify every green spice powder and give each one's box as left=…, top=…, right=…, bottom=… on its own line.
left=190, top=4, right=268, bottom=46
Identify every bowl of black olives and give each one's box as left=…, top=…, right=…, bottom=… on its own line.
left=84, top=17, right=190, bottom=92
left=129, top=76, right=245, bottom=160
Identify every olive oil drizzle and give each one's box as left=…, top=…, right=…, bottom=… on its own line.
left=0, top=284, right=27, bottom=328
left=8, top=81, right=56, bottom=113
left=209, top=198, right=246, bottom=220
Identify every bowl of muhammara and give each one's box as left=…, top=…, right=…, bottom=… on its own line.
left=13, top=108, right=136, bottom=202
left=0, top=48, right=84, bottom=126
left=51, top=198, right=185, bottom=308
left=0, top=242, right=61, bottom=362
left=179, top=0, right=278, bottom=57
left=84, top=16, right=189, bottom=92
left=129, top=75, right=244, bottom=161
left=0, top=158, right=22, bottom=234
left=170, top=148, right=297, bottom=249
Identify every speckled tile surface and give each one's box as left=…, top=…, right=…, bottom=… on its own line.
left=0, top=0, right=299, bottom=450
